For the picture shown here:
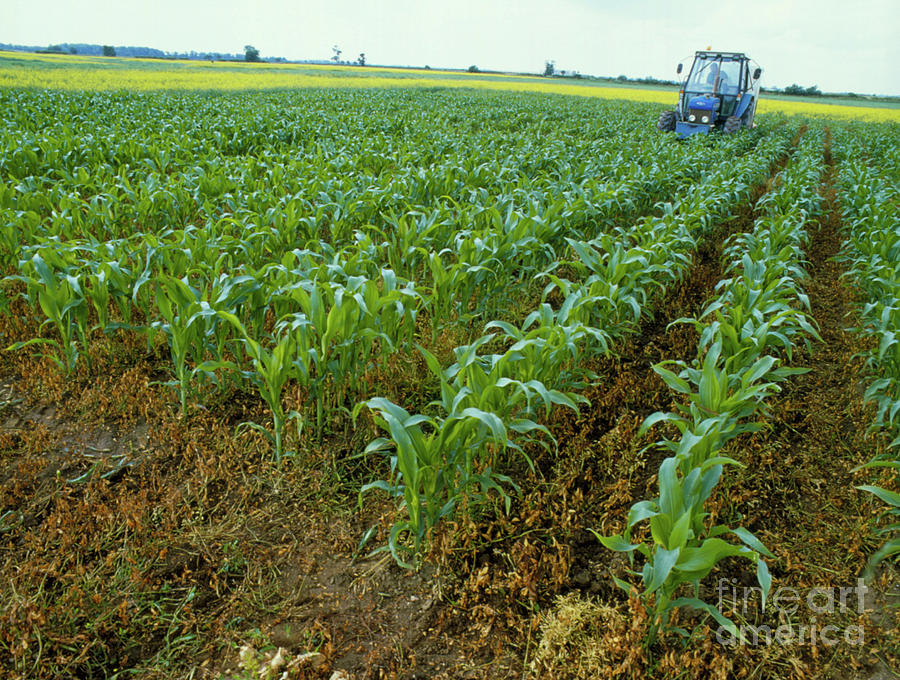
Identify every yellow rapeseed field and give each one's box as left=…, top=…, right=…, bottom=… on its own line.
left=2, top=50, right=897, bottom=122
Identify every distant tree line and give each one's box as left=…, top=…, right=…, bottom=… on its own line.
left=0, top=42, right=269, bottom=62
left=543, top=60, right=674, bottom=85
left=19, top=43, right=171, bottom=58
left=628, top=75, right=679, bottom=86
left=781, top=83, right=823, bottom=96
left=7, top=40, right=371, bottom=66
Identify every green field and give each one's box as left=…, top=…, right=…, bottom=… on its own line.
left=0, top=68, right=899, bottom=679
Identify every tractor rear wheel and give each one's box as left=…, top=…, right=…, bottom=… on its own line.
left=657, top=110, right=676, bottom=132
left=723, top=115, right=742, bottom=135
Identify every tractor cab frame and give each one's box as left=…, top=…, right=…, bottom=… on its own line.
left=658, top=51, right=762, bottom=138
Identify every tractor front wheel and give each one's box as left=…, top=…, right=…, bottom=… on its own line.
left=723, top=115, right=742, bottom=135
left=657, top=110, right=676, bottom=132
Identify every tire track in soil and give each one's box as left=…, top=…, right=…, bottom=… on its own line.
left=420, top=133, right=809, bottom=679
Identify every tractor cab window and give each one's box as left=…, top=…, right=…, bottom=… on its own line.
left=686, top=57, right=742, bottom=96
left=717, top=60, right=741, bottom=95
left=686, top=57, right=719, bottom=92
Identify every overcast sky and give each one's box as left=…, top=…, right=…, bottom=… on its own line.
left=3, top=0, right=898, bottom=95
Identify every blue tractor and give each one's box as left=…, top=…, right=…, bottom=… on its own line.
left=658, top=51, right=762, bottom=138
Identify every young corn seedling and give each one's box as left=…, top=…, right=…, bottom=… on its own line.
left=216, top=310, right=299, bottom=462
left=284, top=280, right=330, bottom=440
left=81, top=257, right=140, bottom=331
left=652, top=340, right=807, bottom=429
left=596, top=456, right=772, bottom=643
left=365, top=269, right=422, bottom=360
left=83, top=266, right=111, bottom=334
left=426, top=251, right=490, bottom=338
left=855, top=458, right=900, bottom=577
left=8, top=252, right=90, bottom=374
left=152, top=275, right=213, bottom=414
left=420, top=341, right=574, bottom=460
left=485, top=311, right=602, bottom=391
left=358, top=396, right=516, bottom=568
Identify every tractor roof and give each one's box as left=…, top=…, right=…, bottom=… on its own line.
left=694, top=51, right=749, bottom=60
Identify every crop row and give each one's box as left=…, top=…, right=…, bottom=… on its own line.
left=836, top=123, right=900, bottom=573
left=0, top=92, right=763, bottom=308
left=600, top=128, right=826, bottom=641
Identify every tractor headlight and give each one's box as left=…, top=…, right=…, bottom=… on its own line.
left=701, top=115, right=709, bottom=123
left=688, top=114, right=696, bottom=122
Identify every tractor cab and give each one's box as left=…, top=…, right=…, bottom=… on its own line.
left=658, top=51, right=762, bottom=138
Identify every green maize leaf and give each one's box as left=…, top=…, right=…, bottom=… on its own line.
left=667, top=511, right=693, bottom=551
left=757, top=558, right=772, bottom=610
left=458, top=407, right=507, bottom=443
left=697, top=465, right=724, bottom=504
left=361, top=437, right=394, bottom=457
left=743, top=355, right=778, bottom=385
left=7, top=337, right=61, bottom=352
left=639, top=410, right=680, bottom=437
left=701, top=456, right=744, bottom=471
left=388, top=523, right=417, bottom=570
left=668, top=597, right=740, bottom=639
left=416, top=344, right=444, bottom=381
left=652, top=365, right=692, bottom=394
left=857, top=485, right=900, bottom=509
left=865, top=539, right=900, bottom=578
left=627, top=500, right=660, bottom=528
left=484, top=319, right=521, bottom=339
left=650, top=513, right=674, bottom=548
left=731, top=526, right=774, bottom=558
left=613, top=576, right=638, bottom=596
left=854, top=459, right=900, bottom=472
left=657, top=457, right=683, bottom=518
left=644, top=546, right=680, bottom=595
left=360, top=479, right=395, bottom=497
left=675, top=539, right=750, bottom=575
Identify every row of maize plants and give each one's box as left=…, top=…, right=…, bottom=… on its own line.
left=357, top=127, right=795, bottom=566
left=835, top=123, right=900, bottom=574
left=599, top=127, right=827, bottom=642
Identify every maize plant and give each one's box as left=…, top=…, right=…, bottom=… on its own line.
left=358, top=396, right=518, bottom=568
left=215, top=310, right=300, bottom=462
left=8, top=251, right=90, bottom=374
left=597, top=456, right=773, bottom=642
left=650, top=341, right=807, bottom=459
